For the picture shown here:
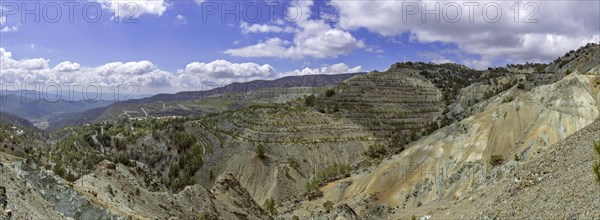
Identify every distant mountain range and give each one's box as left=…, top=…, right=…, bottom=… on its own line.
left=45, top=73, right=364, bottom=129
left=0, top=93, right=114, bottom=122
left=0, top=112, right=34, bottom=128
left=125, top=73, right=363, bottom=103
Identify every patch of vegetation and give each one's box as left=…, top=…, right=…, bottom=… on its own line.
left=558, top=59, right=569, bottom=69
left=364, top=133, right=413, bottom=160
left=35, top=117, right=207, bottom=192
left=490, top=154, right=504, bottom=167
left=323, top=200, right=334, bottom=213
left=325, top=89, right=336, bottom=97
left=209, top=169, right=215, bottom=181
left=364, top=144, right=388, bottom=159
left=503, top=95, right=514, bottom=103
left=305, top=163, right=351, bottom=193
left=304, top=94, right=316, bottom=107
left=256, top=144, right=267, bottom=159
left=263, top=198, right=277, bottom=216
left=593, top=141, right=600, bottom=184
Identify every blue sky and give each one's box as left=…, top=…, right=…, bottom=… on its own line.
left=1, top=0, right=598, bottom=94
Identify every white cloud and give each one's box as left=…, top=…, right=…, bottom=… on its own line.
left=0, top=16, right=6, bottom=24
left=365, top=46, right=384, bottom=54
left=175, top=14, right=186, bottom=25
left=0, top=48, right=172, bottom=87
left=332, top=0, right=600, bottom=65
left=53, top=61, right=82, bottom=72
left=240, top=22, right=296, bottom=34
left=225, top=38, right=292, bottom=58
left=1, top=48, right=362, bottom=90
left=461, top=58, right=492, bottom=70
left=226, top=0, right=364, bottom=59
left=175, top=60, right=277, bottom=86
left=95, top=0, right=169, bottom=18
left=194, top=0, right=205, bottom=5
left=0, top=25, right=18, bottom=33
left=0, top=48, right=12, bottom=58
left=431, top=59, right=453, bottom=64
left=0, top=48, right=48, bottom=70
left=281, top=63, right=362, bottom=77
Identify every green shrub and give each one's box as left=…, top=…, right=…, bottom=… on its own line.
left=287, top=157, right=299, bottom=168
left=364, top=144, right=387, bottom=159
left=490, top=154, right=504, bottom=167
left=306, top=163, right=351, bottom=193
left=593, top=141, right=600, bottom=183
left=325, top=89, right=336, bottom=97
left=53, top=164, right=66, bottom=178
left=593, top=161, right=600, bottom=183
left=323, top=201, right=334, bottom=213
left=284, top=166, right=291, bottom=178
left=263, top=198, right=277, bottom=216
left=171, top=131, right=196, bottom=152
left=209, top=169, right=215, bottom=181
left=256, top=145, right=267, bottom=159
left=305, top=94, right=316, bottom=107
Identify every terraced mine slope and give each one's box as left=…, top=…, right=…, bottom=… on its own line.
left=326, top=70, right=443, bottom=137
left=183, top=62, right=514, bottom=205
left=282, top=49, right=600, bottom=219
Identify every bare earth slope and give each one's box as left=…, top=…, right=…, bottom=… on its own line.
left=73, top=161, right=271, bottom=220
left=408, top=119, right=600, bottom=219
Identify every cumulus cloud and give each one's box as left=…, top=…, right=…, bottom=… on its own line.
left=281, top=63, right=362, bottom=77
left=1, top=48, right=48, bottom=70
left=240, top=22, right=296, bottom=34
left=226, top=0, right=364, bottom=59
left=95, top=0, right=169, bottom=18
left=0, top=25, right=18, bottom=33
left=0, top=48, right=172, bottom=87
left=53, top=61, right=82, bottom=72
left=175, top=14, right=186, bottom=25
left=333, top=0, right=600, bottom=65
left=1, top=48, right=361, bottom=90
left=174, top=60, right=277, bottom=87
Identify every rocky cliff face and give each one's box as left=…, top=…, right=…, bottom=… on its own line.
left=72, top=160, right=269, bottom=220
left=0, top=154, right=119, bottom=220
left=0, top=155, right=270, bottom=220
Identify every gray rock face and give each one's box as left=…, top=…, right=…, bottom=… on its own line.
left=19, top=162, right=122, bottom=220
left=211, top=173, right=273, bottom=220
